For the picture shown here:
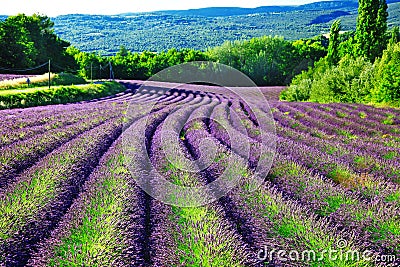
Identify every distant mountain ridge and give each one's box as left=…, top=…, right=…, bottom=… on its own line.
left=120, top=0, right=400, bottom=17
left=150, top=1, right=359, bottom=17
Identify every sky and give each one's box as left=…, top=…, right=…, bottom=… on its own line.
left=1, top=0, right=322, bottom=16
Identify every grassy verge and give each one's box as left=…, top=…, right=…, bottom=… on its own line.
left=0, top=81, right=126, bottom=109
left=0, top=73, right=86, bottom=90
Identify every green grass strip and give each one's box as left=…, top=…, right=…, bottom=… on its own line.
left=165, top=162, right=246, bottom=266
left=49, top=154, right=130, bottom=266
left=240, top=177, right=373, bottom=267
left=0, top=120, right=118, bottom=241
left=0, top=81, right=125, bottom=109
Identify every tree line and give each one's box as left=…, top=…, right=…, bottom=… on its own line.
left=1, top=0, right=399, bottom=103
left=0, top=13, right=328, bottom=86
left=281, top=0, right=400, bottom=105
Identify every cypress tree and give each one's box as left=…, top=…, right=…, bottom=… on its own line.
left=375, top=0, right=388, bottom=55
left=327, top=20, right=341, bottom=65
left=389, top=26, right=399, bottom=46
left=355, top=0, right=388, bottom=61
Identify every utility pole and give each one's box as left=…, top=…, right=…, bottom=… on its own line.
left=91, top=62, right=93, bottom=83
left=109, top=62, right=112, bottom=80
left=48, top=59, right=51, bottom=89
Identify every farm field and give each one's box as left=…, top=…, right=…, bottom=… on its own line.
left=0, top=74, right=35, bottom=82
left=0, top=81, right=399, bottom=266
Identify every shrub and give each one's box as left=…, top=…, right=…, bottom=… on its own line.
left=281, top=55, right=375, bottom=103
left=372, top=42, right=400, bottom=103
left=51, top=73, right=87, bottom=86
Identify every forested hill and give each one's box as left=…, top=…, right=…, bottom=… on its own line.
left=3, top=0, right=398, bottom=55
left=150, top=0, right=360, bottom=17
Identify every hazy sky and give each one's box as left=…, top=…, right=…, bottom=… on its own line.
left=1, top=0, right=322, bottom=16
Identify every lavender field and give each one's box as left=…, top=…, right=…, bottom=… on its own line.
left=0, top=74, right=35, bottom=82
left=0, top=81, right=399, bottom=266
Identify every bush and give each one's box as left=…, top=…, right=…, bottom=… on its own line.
left=280, top=57, right=331, bottom=101
left=372, top=42, right=400, bottom=103
left=312, top=55, right=374, bottom=103
left=51, top=73, right=87, bottom=86
left=281, top=55, right=375, bottom=103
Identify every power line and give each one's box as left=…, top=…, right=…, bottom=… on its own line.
left=0, top=62, right=49, bottom=72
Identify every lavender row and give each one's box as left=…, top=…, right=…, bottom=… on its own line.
left=0, top=118, right=124, bottom=266
left=271, top=104, right=399, bottom=165
left=184, top=106, right=376, bottom=266
left=293, top=102, right=400, bottom=138
left=314, top=103, right=400, bottom=134
left=0, top=112, right=122, bottom=188
left=206, top=96, right=399, bottom=208
left=272, top=108, right=397, bottom=164
left=28, top=110, right=176, bottom=266
left=276, top=133, right=400, bottom=187
left=183, top=110, right=266, bottom=265
left=0, top=106, right=125, bottom=148
left=338, top=102, right=400, bottom=119
left=233, top=99, right=400, bottom=203
left=206, top=99, right=399, bottom=256
left=273, top=102, right=400, bottom=151
left=147, top=97, right=254, bottom=266
left=0, top=101, right=123, bottom=132
left=268, top=154, right=399, bottom=255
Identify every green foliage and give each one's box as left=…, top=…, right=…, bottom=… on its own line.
left=312, top=55, right=374, bottom=103
left=327, top=20, right=342, bottom=65
left=338, top=35, right=356, bottom=58
left=355, top=0, right=388, bottom=61
left=389, top=26, right=400, bottom=46
left=51, top=72, right=86, bottom=86
left=0, top=14, right=77, bottom=73
left=0, top=81, right=125, bottom=109
left=376, top=0, right=389, bottom=54
left=372, top=42, right=400, bottom=102
left=70, top=47, right=208, bottom=80
left=208, top=36, right=326, bottom=86
left=280, top=57, right=331, bottom=101
left=281, top=55, right=375, bottom=103
left=68, top=35, right=326, bottom=86
left=282, top=1, right=400, bottom=106
left=50, top=2, right=400, bottom=55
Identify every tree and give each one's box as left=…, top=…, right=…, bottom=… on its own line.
left=373, top=42, right=400, bottom=102
left=0, top=17, right=36, bottom=69
left=0, top=14, right=77, bottom=73
left=376, top=0, right=388, bottom=54
left=355, top=0, right=388, bottom=61
left=207, top=36, right=320, bottom=86
left=389, top=26, right=400, bottom=46
left=327, top=20, right=342, bottom=65
left=117, top=45, right=129, bottom=57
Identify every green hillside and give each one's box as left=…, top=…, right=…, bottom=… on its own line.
left=49, top=1, right=400, bottom=54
